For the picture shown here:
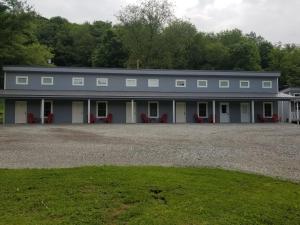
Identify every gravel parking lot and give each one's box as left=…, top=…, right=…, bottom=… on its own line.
left=0, top=124, right=299, bottom=181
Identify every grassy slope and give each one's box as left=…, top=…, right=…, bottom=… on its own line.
left=0, top=166, right=299, bottom=225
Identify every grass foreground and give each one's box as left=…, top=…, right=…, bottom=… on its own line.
left=0, top=166, right=299, bottom=225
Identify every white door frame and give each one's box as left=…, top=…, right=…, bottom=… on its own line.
left=176, top=102, right=186, bottom=123
left=72, top=101, right=84, bottom=123
left=15, top=101, right=27, bottom=124
left=240, top=102, right=250, bottom=123
left=220, top=102, right=230, bottom=123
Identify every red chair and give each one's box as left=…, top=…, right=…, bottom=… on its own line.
left=272, top=114, right=280, bottom=122
left=104, top=113, right=112, bottom=123
left=45, top=113, right=54, bottom=124
left=27, top=113, right=38, bottom=124
left=90, top=113, right=96, bottom=123
left=209, top=115, right=214, bottom=123
left=257, top=114, right=266, bottom=123
left=194, top=114, right=203, bottom=123
left=141, top=113, right=150, bottom=123
left=160, top=113, right=168, bottom=123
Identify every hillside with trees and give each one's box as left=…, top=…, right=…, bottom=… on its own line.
left=0, top=0, right=299, bottom=88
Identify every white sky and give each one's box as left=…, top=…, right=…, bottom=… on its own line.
left=27, top=0, right=300, bottom=44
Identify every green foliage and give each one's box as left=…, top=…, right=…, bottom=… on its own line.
left=0, top=166, right=299, bottom=225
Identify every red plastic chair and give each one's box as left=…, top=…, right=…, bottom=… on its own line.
left=160, top=113, right=168, bottom=123
left=141, top=113, right=150, bottom=123
left=45, top=113, right=54, bottom=124
left=257, top=114, right=266, bottom=123
left=90, top=113, right=96, bottom=123
left=272, top=114, right=280, bottom=122
left=194, top=114, right=203, bottom=123
left=104, top=113, right=113, bottom=123
left=27, top=113, right=37, bottom=124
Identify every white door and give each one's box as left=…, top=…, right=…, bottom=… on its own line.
left=176, top=102, right=186, bottom=123
left=220, top=102, right=230, bottom=123
left=126, top=102, right=136, bottom=123
left=240, top=102, right=250, bottom=123
left=15, top=101, right=27, bottom=124
left=72, top=101, right=83, bottom=123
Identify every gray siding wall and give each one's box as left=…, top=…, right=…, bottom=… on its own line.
left=6, top=72, right=278, bottom=93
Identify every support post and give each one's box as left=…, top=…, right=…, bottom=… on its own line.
left=251, top=100, right=255, bottom=123
left=172, top=100, right=175, bottom=123
left=41, top=98, right=44, bottom=124
left=297, top=101, right=299, bottom=125
left=131, top=99, right=134, bottom=123
left=87, top=99, right=90, bottom=124
left=288, top=101, right=292, bottom=123
left=212, top=100, right=216, bottom=123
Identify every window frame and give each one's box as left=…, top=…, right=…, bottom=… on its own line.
left=175, top=79, right=186, bottom=88
left=197, top=80, right=208, bottom=88
left=148, top=79, right=159, bottom=87
left=16, top=76, right=28, bottom=85
left=96, top=101, right=108, bottom=118
left=263, top=102, right=273, bottom=118
left=41, top=76, right=54, bottom=86
left=72, top=77, right=84, bottom=86
left=148, top=101, right=159, bottom=118
left=126, top=78, right=137, bottom=87
left=197, top=102, right=208, bottom=118
left=96, top=78, right=108, bottom=87
left=219, top=80, right=230, bottom=88
left=43, top=100, right=53, bottom=117
left=239, top=80, right=250, bottom=88
left=262, top=80, right=272, bottom=89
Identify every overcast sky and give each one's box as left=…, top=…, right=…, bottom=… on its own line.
left=27, top=0, right=300, bottom=44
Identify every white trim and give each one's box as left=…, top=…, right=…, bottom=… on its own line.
left=16, top=76, right=28, bottom=85
left=219, top=80, right=229, bottom=88
left=72, top=77, right=84, bottom=86
left=148, top=79, right=159, bottom=87
left=148, top=101, right=159, bottom=118
left=96, top=101, right=108, bottom=118
left=88, top=99, right=91, bottom=124
left=126, top=78, right=137, bottom=87
left=175, top=79, right=186, bottom=88
left=96, top=78, right=108, bottom=87
left=41, top=76, right=54, bottom=85
left=172, top=100, right=175, bottom=123
left=239, top=80, right=250, bottom=88
left=197, top=102, right=208, bottom=118
left=251, top=100, right=255, bottom=123
left=262, top=80, right=272, bottom=89
left=197, top=80, right=208, bottom=88
left=263, top=102, right=273, bottom=118
left=212, top=100, right=216, bottom=123
left=4, top=72, right=6, bottom=90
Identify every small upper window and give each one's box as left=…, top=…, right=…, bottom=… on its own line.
left=262, top=81, right=272, bottom=88
left=41, top=77, right=53, bottom=85
left=126, top=79, right=137, bottom=87
left=148, top=79, right=159, bottom=87
left=72, top=77, right=84, bottom=86
left=97, top=78, right=108, bottom=87
left=219, top=80, right=229, bottom=88
left=175, top=79, right=186, bottom=87
left=240, top=80, right=249, bottom=88
left=16, top=76, right=28, bottom=85
left=197, top=80, right=207, bottom=88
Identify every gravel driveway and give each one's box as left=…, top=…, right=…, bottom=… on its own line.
left=0, top=124, right=300, bottom=181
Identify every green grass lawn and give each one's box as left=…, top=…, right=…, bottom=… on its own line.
left=0, top=167, right=299, bottom=225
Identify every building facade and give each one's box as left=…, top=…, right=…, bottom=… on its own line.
left=279, top=87, right=300, bottom=123
left=0, top=66, right=293, bottom=124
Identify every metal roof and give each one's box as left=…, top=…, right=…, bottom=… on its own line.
left=0, top=90, right=293, bottom=100
left=3, top=66, right=280, bottom=77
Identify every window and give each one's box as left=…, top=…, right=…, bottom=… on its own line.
left=96, top=78, right=108, bottom=86
left=44, top=101, right=53, bottom=117
left=96, top=101, right=107, bottom=118
left=72, top=77, right=84, bottom=86
left=219, top=80, right=229, bottom=88
left=197, top=102, right=208, bottom=118
left=148, top=79, right=159, bottom=87
left=126, top=79, right=137, bottom=87
left=197, top=80, right=207, bottom=88
left=175, top=79, right=186, bottom=87
left=240, top=80, right=249, bottom=88
left=16, top=76, right=28, bottom=85
left=262, top=81, right=272, bottom=88
left=41, top=77, right=53, bottom=85
left=148, top=101, right=159, bottom=118
left=263, top=102, right=273, bottom=118
left=294, top=93, right=300, bottom=97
